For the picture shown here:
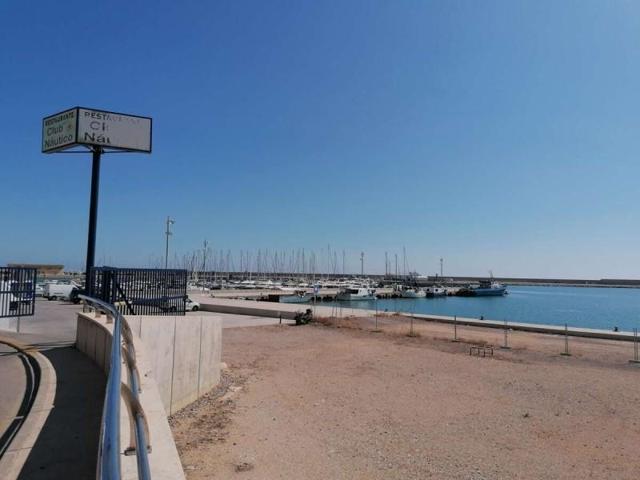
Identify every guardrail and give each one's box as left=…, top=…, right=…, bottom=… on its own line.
left=79, top=294, right=152, bottom=480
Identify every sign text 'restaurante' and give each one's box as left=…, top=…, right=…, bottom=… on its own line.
left=42, top=109, right=77, bottom=152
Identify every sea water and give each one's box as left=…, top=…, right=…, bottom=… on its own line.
left=325, top=285, right=640, bottom=332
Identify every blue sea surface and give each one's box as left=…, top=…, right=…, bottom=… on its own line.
left=325, top=285, right=640, bottom=332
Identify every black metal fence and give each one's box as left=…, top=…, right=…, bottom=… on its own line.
left=0, top=267, right=37, bottom=318
left=88, top=267, right=187, bottom=315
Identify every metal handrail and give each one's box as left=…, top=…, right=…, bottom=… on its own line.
left=79, top=294, right=152, bottom=480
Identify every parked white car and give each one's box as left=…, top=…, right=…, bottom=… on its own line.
left=185, top=297, right=200, bottom=312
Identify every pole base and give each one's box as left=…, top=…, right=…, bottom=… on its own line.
left=500, top=346, right=511, bottom=350
left=451, top=339, right=460, bottom=343
left=560, top=352, right=572, bottom=356
left=629, top=360, right=640, bottom=364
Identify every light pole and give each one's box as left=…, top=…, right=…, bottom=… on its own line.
left=165, top=216, right=175, bottom=269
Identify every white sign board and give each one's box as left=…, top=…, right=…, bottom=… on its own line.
left=42, top=109, right=78, bottom=153
left=77, top=108, right=152, bottom=152
left=42, top=107, right=152, bottom=153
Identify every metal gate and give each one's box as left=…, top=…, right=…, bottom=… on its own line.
left=88, top=267, right=187, bottom=315
left=0, top=267, right=37, bottom=318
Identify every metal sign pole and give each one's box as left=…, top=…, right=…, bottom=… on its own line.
left=84, top=147, right=102, bottom=290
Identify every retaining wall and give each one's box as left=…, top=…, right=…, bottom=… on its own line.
left=124, top=314, right=222, bottom=414
left=76, top=311, right=223, bottom=480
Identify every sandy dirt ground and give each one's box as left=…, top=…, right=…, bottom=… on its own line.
left=170, top=315, right=640, bottom=480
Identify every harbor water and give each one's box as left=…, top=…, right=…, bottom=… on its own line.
left=326, top=285, right=640, bottom=332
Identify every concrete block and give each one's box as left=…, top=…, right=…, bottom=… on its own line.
left=170, top=316, right=202, bottom=413
left=198, top=316, right=222, bottom=394
left=0, top=317, right=18, bottom=332
left=137, top=316, right=177, bottom=413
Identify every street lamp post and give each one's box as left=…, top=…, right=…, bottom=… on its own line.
left=165, top=216, right=175, bottom=269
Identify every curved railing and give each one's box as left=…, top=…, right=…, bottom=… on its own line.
left=79, top=294, right=151, bottom=480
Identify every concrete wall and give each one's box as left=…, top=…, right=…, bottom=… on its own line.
left=76, top=312, right=223, bottom=480
left=200, top=299, right=303, bottom=319
left=123, top=315, right=222, bottom=414
left=77, top=312, right=222, bottom=415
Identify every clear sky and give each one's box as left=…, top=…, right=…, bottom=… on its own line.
left=1, top=1, right=639, bottom=278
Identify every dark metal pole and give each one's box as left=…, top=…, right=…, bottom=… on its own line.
left=85, top=147, right=102, bottom=291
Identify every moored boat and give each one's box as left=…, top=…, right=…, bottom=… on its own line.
left=336, top=286, right=376, bottom=301
left=457, top=280, right=507, bottom=297
left=400, top=287, right=426, bottom=298
left=425, top=285, right=447, bottom=297
left=279, top=290, right=313, bottom=303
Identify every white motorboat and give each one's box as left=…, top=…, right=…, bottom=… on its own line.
left=279, top=290, right=313, bottom=304
left=336, top=286, right=376, bottom=301
left=400, top=287, right=426, bottom=298
left=425, top=286, right=447, bottom=297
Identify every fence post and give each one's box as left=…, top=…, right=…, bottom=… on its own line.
left=630, top=328, right=640, bottom=364
left=372, top=298, right=381, bottom=332
left=408, top=304, right=418, bottom=337
left=560, top=323, right=571, bottom=356
left=452, top=315, right=459, bottom=342
left=500, top=319, right=511, bottom=350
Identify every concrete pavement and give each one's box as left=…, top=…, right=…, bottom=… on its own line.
left=0, top=342, right=27, bottom=449
left=0, top=299, right=105, bottom=480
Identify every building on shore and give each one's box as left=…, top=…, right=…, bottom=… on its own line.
left=7, top=263, right=65, bottom=277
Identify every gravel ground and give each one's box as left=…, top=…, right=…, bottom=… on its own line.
left=170, top=316, right=640, bottom=479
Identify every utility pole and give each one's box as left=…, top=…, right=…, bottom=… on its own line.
left=164, top=216, right=175, bottom=269
left=395, top=253, right=398, bottom=277
left=385, top=252, right=388, bottom=276
left=360, top=251, right=364, bottom=277
left=440, top=257, right=443, bottom=278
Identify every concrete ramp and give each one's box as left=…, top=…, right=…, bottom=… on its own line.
left=0, top=334, right=105, bottom=480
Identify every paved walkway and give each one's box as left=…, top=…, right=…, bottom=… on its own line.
left=0, top=342, right=26, bottom=449
left=0, top=299, right=105, bottom=479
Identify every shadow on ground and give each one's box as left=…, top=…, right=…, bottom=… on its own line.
left=17, top=346, right=105, bottom=480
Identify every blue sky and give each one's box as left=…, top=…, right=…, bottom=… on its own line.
left=1, top=1, right=639, bottom=278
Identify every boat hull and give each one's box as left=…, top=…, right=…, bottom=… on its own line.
left=279, top=294, right=313, bottom=304
left=472, top=287, right=507, bottom=296
left=336, top=293, right=376, bottom=301
left=401, top=290, right=426, bottom=298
